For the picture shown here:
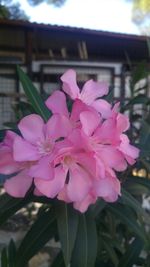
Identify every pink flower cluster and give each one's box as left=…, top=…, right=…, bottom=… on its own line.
left=0, top=69, right=139, bottom=212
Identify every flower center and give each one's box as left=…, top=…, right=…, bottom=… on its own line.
left=63, top=155, right=74, bottom=167
left=37, top=140, right=53, bottom=155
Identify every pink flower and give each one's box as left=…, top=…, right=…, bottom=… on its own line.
left=1, top=113, right=71, bottom=198
left=34, top=140, right=97, bottom=204
left=0, top=130, right=33, bottom=197
left=60, top=69, right=112, bottom=119
left=0, top=69, right=140, bottom=213
left=0, top=131, right=20, bottom=175
left=46, top=89, right=92, bottom=127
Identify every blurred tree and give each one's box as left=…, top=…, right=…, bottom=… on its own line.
left=129, top=0, right=150, bottom=34
left=0, top=0, right=29, bottom=19
left=0, top=0, right=66, bottom=20
left=28, top=0, right=66, bottom=7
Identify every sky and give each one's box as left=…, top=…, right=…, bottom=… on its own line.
left=19, top=0, right=140, bottom=35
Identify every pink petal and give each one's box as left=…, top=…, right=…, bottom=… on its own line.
left=117, top=113, right=130, bottom=133
left=73, top=193, right=97, bottom=213
left=95, top=156, right=106, bottom=179
left=57, top=185, right=72, bottom=203
left=0, top=148, right=20, bottom=174
left=3, top=130, right=18, bottom=147
left=94, top=175, right=120, bottom=202
left=67, top=164, right=92, bottom=202
left=94, top=119, right=119, bottom=145
left=46, top=114, right=72, bottom=141
left=92, top=99, right=112, bottom=119
left=45, top=90, right=69, bottom=117
left=28, top=156, right=54, bottom=180
left=13, top=136, right=40, bottom=162
left=4, top=170, right=33, bottom=197
left=97, top=145, right=127, bottom=171
left=80, top=110, right=100, bottom=136
left=34, top=165, right=67, bottom=198
left=74, top=152, right=97, bottom=177
left=34, top=187, right=44, bottom=196
left=80, top=80, right=109, bottom=105
left=61, top=69, right=80, bottom=99
left=68, top=129, right=87, bottom=150
left=71, top=99, right=91, bottom=122
left=18, top=114, right=45, bottom=144
left=119, top=134, right=140, bottom=159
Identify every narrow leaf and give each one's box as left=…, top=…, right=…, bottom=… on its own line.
left=50, top=252, right=65, bottom=267
left=118, top=237, right=144, bottom=267
left=71, top=212, right=97, bottom=267
left=17, top=66, right=51, bottom=121
left=102, top=237, right=118, bottom=266
left=123, top=94, right=150, bottom=110
left=8, top=239, right=16, bottom=267
left=55, top=202, right=79, bottom=267
left=0, top=193, right=32, bottom=226
left=129, top=176, right=150, bottom=191
left=1, top=248, right=8, bottom=267
left=120, top=189, right=150, bottom=222
left=16, top=208, right=56, bottom=266
left=108, top=203, right=147, bottom=242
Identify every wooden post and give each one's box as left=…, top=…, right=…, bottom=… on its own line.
left=25, top=29, right=33, bottom=78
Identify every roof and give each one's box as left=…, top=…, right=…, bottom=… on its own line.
left=0, top=18, right=146, bottom=40
left=0, top=19, right=149, bottom=62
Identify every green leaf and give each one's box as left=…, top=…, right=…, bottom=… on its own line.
left=129, top=176, right=150, bottom=191
left=132, top=61, right=147, bottom=86
left=140, top=121, right=150, bottom=145
left=16, top=207, right=56, bottom=266
left=140, top=158, right=150, bottom=172
left=118, top=237, right=144, bottom=267
left=139, top=121, right=150, bottom=157
left=90, top=199, right=106, bottom=218
left=102, top=237, right=118, bottom=266
left=120, top=189, right=150, bottom=222
left=125, top=182, right=149, bottom=196
left=50, top=252, right=65, bottom=267
left=17, top=66, right=51, bottom=121
left=103, top=87, right=113, bottom=103
left=0, top=129, right=6, bottom=141
left=8, top=239, right=16, bottom=267
left=1, top=248, right=8, bottom=267
left=55, top=202, right=79, bottom=267
left=0, top=193, right=32, bottom=226
left=108, top=203, right=147, bottom=242
left=71, top=212, right=97, bottom=267
left=123, top=94, right=150, bottom=111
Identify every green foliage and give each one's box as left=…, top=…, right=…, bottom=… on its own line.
left=1, top=239, right=17, bottom=267
left=0, top=0, right=28, bottom=20
left=71, top=212, right=97, bottom=267
left=17, top=66, right=51, bottom=122
left=16, top=207, right=56, bottom=266
left=55, top=202, right=79, bottom=266
left=0, top=193, right=32, bottom=227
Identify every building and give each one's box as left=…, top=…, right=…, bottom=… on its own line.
left=0, top=19, right=149, bottom=128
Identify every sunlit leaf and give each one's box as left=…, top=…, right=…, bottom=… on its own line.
left=17, top=66, right=51, bottom=121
